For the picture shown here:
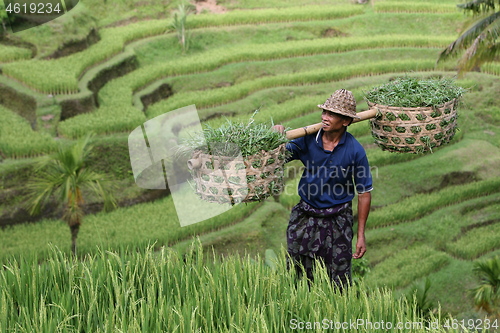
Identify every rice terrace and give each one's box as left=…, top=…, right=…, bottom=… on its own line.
left=1, top=0, right=500, bottom=331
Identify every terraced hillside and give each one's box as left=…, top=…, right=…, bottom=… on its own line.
left=1, top=0, right=500, bottom=320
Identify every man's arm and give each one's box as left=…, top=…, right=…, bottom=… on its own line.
left=353, top=191, right=371, bottom=259
left=271, top=124, right=303, bottom=162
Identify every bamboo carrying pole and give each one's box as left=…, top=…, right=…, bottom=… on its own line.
left=285, top=108, right=378, bottom=140
left=187, top=109, right=378, bottom=170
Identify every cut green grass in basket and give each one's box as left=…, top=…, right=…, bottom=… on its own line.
left=179, top=112, right=289, bottom=158
left=364, top=76, right=467, bottom=107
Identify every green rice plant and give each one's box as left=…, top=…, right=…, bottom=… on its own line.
left=219, top=0, right=350, bottom=9
left=0, top=243, right=457, bottom=332
left=57, top=104, right=145, bottom=139
left=0, top=44, right=32, bottom=63
left=0, top=193, right=260, bottom=262
left=1, top=20, right=168, bottom=94
left=142, top=34, right=452, bottom=86
left=60, top=57, right=440, bottom=139
left=368, top=178, right=500, bottom=228
left=136, top=47, right=438, bottom=99
left=188, top=5, right=364, bottom=28
left=206, top=95, right=322, bottom=129
left=0, top=106, right=57, bottom=158
left=3, top=14, right=449, bottom=94
left=482, top=62, right=500, bottom=76
left=57, top=78, right=146, bottom=138
left=102, top=36, right=448, bottom=112
left=368, top=245, right=450, bottom=288
left=364, top=76, right=466, bottom=107
left=374, top=2, right=459, bottom=14
left=120, top=35, right=451, bottom=111
left=148, top=59, right=437, bottom=119
left=447, top=221, right=500, bottom=260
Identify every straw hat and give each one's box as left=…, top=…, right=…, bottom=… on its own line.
left=317, top=89, right=360, bottom=119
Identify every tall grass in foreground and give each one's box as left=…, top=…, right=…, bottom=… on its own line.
left=0, top=243, right=464, bottom=332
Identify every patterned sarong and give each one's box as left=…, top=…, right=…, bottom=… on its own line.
left=287, top=200, right=353, bottom=288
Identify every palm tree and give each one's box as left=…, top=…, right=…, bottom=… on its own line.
left=471, top=256, right=500, bottom=317
left=437, top=0, right=500, bottom=75
left=171, top=1, right=195, bottom=54
left=26, top=134, right=116, bottom=255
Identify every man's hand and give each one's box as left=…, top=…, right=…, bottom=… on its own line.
left=272, top=125, right=285, bottom=133
left=353, top=235, right=366, bottom=259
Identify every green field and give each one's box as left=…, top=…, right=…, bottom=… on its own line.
left=1, top=0, right=500, bottom=329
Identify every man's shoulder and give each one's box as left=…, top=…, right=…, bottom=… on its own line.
left=290, top=132, right=317, bottom=146
left=345, top=132, right=364, bottom=149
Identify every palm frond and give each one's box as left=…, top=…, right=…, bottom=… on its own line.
left=473, top=257, right=500, bottom=285
left=458, top=0, right=500, bottom=14
left=459, top=40, right=500, bottom=72
left=25, top=176, right=59, bottom=215
left=79, top=169, right=118, bottom=212
left=471, top=256, right=500, bottom=313
left=458, top=14, right=500, bottom=72
left=438, top=11, right=500, bottom=61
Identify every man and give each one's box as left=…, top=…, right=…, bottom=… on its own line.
left=274, top=89, right=372, bottom=288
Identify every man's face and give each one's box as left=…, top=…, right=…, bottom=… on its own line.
left=321, top=110, right=351, bottom=132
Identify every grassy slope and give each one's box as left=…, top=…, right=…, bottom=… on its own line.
left=0, top=0, right=499, bottom=321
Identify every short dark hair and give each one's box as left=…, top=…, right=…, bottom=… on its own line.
left=344, top=115, right=354, bottom=126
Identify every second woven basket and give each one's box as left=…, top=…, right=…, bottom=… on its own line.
left=368, top=98, right=458, bottom=153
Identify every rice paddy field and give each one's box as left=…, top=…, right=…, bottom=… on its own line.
left=1, top=0, right=500, bottom=331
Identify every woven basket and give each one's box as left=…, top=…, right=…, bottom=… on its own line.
left=189, top=144, right=287, bottom=204
left=368, top=99, right=458, bottom=153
